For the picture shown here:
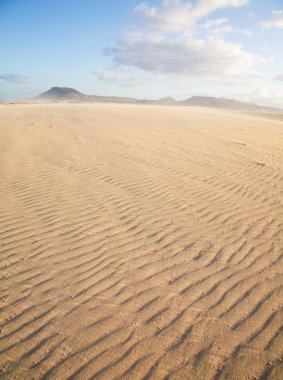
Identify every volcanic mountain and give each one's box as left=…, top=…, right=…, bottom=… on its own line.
left=34, top=87, right=91, bottom=101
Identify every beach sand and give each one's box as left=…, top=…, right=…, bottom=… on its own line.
left=0, top=103, right=282, bottom=379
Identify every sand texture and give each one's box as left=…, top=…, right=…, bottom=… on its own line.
left=0, top=103, right=282, bottom=379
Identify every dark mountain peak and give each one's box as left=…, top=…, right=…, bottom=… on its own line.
left=35, top=87, right=89, bottom=101
left=49, top=86, right=80, bottom=93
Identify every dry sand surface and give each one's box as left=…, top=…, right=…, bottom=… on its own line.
left=0, top=103, right=282, bottom=380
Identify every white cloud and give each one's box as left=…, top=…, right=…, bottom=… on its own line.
left=94, top=66, right=149, bottom=87
left=193, top=0, right=249, bottom=19
left=201, top=17, right=252, bottom=36
left=135, top=0, right=249, bottom=32
left=106, top=1, right=259, bottom=79
left=134, top=1, right=194, bottom=32
left=202, top=17, right=229, bottom=28
left=95, top=67, right=129, bottom=83
left=262, top=10, right=283, bottom=29
left=109, top=32, right=260, bottom=77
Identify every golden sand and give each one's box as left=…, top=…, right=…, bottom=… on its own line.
left=0, top=103, right=282, bottom=379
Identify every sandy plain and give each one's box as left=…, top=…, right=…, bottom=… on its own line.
left=0, top=103, right=282, bottom=379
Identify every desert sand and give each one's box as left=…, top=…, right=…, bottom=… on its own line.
left=0, top=103, right=282, bottom=379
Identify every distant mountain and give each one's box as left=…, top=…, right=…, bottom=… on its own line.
left=157, top=97, right=178, bottom=105
left=31, top=87, right=281, bottom=112
left=181, top=96, right=230, bottom=107
left=179, top=96, right=278, bottom=112
left=35, top=87, right=90, bottom=101
left=34, top=87, right=138, bottom=104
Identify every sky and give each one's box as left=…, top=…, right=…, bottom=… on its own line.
left=0, top=0, right=283, bottom=107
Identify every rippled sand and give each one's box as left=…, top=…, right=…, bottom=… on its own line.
left=0, top=103, right=282, bottom=379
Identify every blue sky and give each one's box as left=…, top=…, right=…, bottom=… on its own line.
left=0, top=0, right=282, bottom=106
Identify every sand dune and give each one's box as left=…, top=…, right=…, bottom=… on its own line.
left=0, top=103, right=282, bottom=379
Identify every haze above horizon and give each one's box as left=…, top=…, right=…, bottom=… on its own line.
left=0, top=0, right=282, bottom=107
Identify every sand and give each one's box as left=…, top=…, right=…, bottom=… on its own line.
left=0, top=103, right=282, bottom=379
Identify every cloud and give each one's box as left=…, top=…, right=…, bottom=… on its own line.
left=273, top=74, right=283, bottom=81
left=109, top=32, right=260, bottom=77
left=103, top=0, right=259, bottom=79
left=94, top=66, right=149, bottom=87
left=201, top=17, right=229, bottom=28
left=262, top=10, right=283, bottom=29
left=134, top=0, right=249, bottom=32
left=134, top=1, right=195, bottom=32
left=193, top=0, right=249, bottom=19
left=95, top=67, right=128, bottom=83
left=0, top=73, right=28, bottom=84
left=200, top=17, right=252, bottom=36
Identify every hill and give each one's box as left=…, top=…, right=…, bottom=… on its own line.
left=34, top=87, right=91, bottom=101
